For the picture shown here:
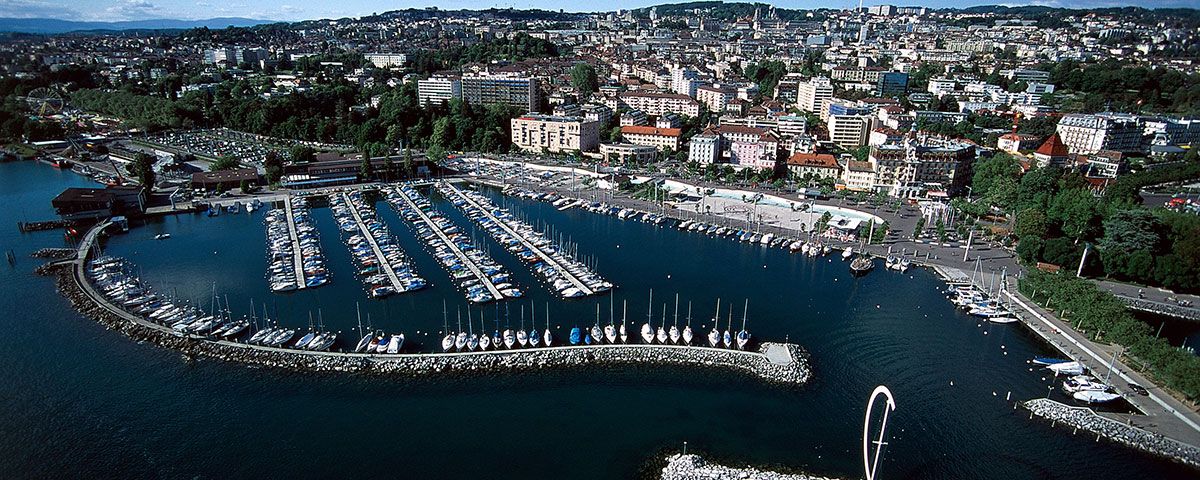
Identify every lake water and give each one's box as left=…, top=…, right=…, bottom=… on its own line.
left=1, top=160, right=1192, bottom=479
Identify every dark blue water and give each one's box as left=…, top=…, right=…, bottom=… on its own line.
left=1, top=160, right=1193, bottom=479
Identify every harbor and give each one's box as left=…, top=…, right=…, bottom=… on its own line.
left=329, top=191, right=426, bottom=298
left=6, top=160, right=1198, bottom=479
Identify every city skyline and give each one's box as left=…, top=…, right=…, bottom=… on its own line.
left=0, top=0, right=1191, bottom=23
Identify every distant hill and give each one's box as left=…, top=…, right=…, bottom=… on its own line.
left=0, top=17, right=272, bottom=34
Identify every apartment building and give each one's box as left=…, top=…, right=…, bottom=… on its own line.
left=688, top=132, right=720, bottom=164
left=797, top=76, right=834, bottom=113
left=511, top=115, right=600, bottom=154
left=620, top=126, right=682, bottom=151
left=417, top=76, right=462, bottom=107
left=618, top=91, right=702, bottom=117
left=462, top=74, right=541, bottom=112
left=828, top=115, right=875, bottom=148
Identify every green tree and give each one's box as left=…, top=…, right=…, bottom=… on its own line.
left=130, top=152, right=156, bottom=194
left=263, top=150, right=283, bottom=184
left=209, top=155, right=240, bottom=171
left=1100, top=209, right=1162, bottom=253
left=912, top=216, right=926, bottom=240
left=1014, top=208, right=1050, bottom=239
left=570, top=63, right=599, bottom=98
left=359, top=151, right=375, bottom=180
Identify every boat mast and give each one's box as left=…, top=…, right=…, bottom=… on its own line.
left=741, top=298, right=749, bottom=331
left=673, top=293, right=679, bottom=328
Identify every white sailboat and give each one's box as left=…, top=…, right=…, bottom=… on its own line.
left=528, top=302, right=540, bottom=348
left=655, top=303, right=668, bottom=344
left=618, top=300, right=629, bottom=343
left=591, top=304, right=603, bottom=344
left=722, top=306, right=733, bottom=348
left=736, top=298, right=751, bottom=350
left=543, top=305, right=553, bottom=347
left=441, top=301, right=454, bottom=352
left=708, top=298, right=721, bottom=347
left=479, top=311, right=492, bottom=350
left=455, top=311, right=468, bottom=351
left=517, top=306, right=529, bottom=347
left=604, top=296, right=616, bottom=343
left=466, top=309, right=479, bottom=351
left=641, top=289, right=655, bottom=343
left=682, top=301, right=694, bottom=346
left=669, top=294, right=681, bottom=344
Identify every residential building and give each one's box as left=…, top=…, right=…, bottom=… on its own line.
left=462, top=74, right=541, bottom=112
left=365, top=53, right=407, bottom=68
left=600, top=143, right=657, bottom=164
left=620, top=109, right=648, bottom=126
left=797, top=77, right=834, bottom=113
left=843, top=160, right=877, bottom=192
left=688, top=132, right=720, bottom=164
left=696, top=85, right=736, bottom=113
left=417, top=76, right=461, bottom=107
left=511, top=115, right=600, bottom=154
left=828, top=115, right=874, bottom=148
left=617, top=91, right=701, bottom=117
left=1055, top=113, right=1143, bottom=154
left=620, top=126, right=682, bottom=151
left=785, top=153, right=841, bottom=181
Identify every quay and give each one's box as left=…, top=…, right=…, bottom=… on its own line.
left=281, top=199, right=307, bottom=290
left=388, top=185, right=505, bottom=300
left=56, top=221, right=810, bottom=385
left=339, top=192, right=405, bottom=292
left=441, top=181, right=595, bottom=296
left=1024, top=399, right=1200, bottom=469
left=659, top=454, right=841, bottom=480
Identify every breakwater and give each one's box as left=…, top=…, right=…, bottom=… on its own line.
left=1023, top=398, right=1200, bottom=469
left=658, top=454, right=840, bottom=480
left=48, top=259, right=811, bottom=385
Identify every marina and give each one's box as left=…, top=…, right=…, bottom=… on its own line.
left=265, top=197, right=329, bottom=291
left=385, top=183, right=515, bottom=303
left=329, top=191, right=426, bottom=298
left=438, top=181, right=611, bottom=298
left=5, top=161, right=1197, bottom=479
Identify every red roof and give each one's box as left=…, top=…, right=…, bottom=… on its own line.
left=620, top=126, right=681, bottom=137
left=1035, top=133, right=1069, bottom=157
left=786, top=153, right=840, bottom=169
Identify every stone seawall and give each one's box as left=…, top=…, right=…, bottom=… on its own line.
left=47, top=262, right=811, bottom=385
left=658, top=454, right=841, bottom=480
left=1024, top=398, right=1200, bottom=469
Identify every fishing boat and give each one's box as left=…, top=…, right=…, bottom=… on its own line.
left=736, top=299, right=751, bottom=350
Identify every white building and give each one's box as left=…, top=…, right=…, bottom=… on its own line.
left=688, top=132, right=720, bottom=164
left=1055, top=113, right=1143, bottom=154
left=511, top=115, right=600, bottom=154
left=417, top=76, right=462, bottom=107
left=797, top=77, right=834, bottom=114
left=828, top=115, right=874, bottom=148
left=365, top=53, right=407, bottom=68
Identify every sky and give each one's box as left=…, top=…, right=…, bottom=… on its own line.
left=0, top=0, right=1188, bottom=22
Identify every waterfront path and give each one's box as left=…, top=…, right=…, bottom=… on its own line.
left=390, top=186, right=504, bottom=300
left=1001, top=286, right=1200, bottom=447
left=340, top=192, right=404, bottom=292
left=281, top=199, right=307, bottom=290
left=1096, top=279, right=1200, bottom=321
left=441, top=181, right=594, bottom=296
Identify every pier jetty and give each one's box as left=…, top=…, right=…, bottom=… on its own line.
left=48, top=220, right=812, bottom=386
left=1023, top=398, right=1200, bottom=470
left=658, top=454, right=841, bottom=480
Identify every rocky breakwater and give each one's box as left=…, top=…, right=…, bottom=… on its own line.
left=1024, top=398, right=1200, bottom=470
left=48, top=261, right=812, bottom=386
left=659, top=454, right=841, bottom=480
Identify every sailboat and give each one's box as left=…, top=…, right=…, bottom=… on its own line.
left=590, top=304, right=603, bottom=344
left=604, top=296, right=617, bottom=343
left=656, top=303, right=668, bottom=344
left=387, top=333, right=403, bottom=353
left=354, top=304, right=374, bottom=353
left=682, top=301, right=694, bottom=346
left=455, top=311, right=468, bottom=351
left=569, top=321, right=582, bottom=345
left=492, top=313, right=503, bottom=351
left=528, top=302, right=540, bottom=348
left=543, top=305, right=553, bottom=347
left=736, top=298, right=751, bottom=350
left=517, top=306, right=529, bottom=347
left=466, top=309, right=479, bottom=351
left=618, top=300, right=629, bottom=343
left=640, top=289, right=655, bottom=343
left=668, top=294, right=681, bottom=344
left=708, top=298, right=722, bottom=347
left=722, top=306, right=733, bottom=348
left=295, top=312, right=316, bottom=349
left=479, top=311, right=492, bottom=350
left=441, top=301, right=454, bottom=352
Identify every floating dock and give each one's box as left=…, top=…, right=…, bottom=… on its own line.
left=386, top=186, right=506, bottom=301
left=281, top=198, right=307, bottom=290
left=340, top=192, right=406, bottom=292
left=440, top=181, right=601, bottom=297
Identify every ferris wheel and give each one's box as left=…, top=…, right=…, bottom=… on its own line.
left=25, top=87, right=65, bottom=116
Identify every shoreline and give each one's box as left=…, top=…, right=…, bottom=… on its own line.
left=1024, top=398, right=1200, bottom=469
